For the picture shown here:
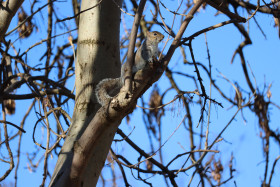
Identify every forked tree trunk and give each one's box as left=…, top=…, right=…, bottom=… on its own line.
left=49, top=0, right=122, bottom=186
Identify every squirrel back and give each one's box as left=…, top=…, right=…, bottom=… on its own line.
left=95, top=31, right=164, bottom=106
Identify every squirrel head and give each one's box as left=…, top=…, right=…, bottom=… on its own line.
left=146, top=31, right=164, bottom=43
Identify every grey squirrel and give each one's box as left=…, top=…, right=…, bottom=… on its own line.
left=95, top=31, right=164, bottom=106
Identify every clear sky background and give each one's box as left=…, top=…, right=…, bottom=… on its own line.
left=1, top=0, right=280, bottom=186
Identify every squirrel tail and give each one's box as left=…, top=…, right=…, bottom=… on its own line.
left=95, top=78, right=122, bottom=106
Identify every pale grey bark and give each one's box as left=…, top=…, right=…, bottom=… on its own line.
left=49, top=0, right=122, bottom=186
left=0, top=0, right=24, bottom=40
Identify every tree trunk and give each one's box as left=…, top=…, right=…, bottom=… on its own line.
left=49, top=0, right=122, bottom=186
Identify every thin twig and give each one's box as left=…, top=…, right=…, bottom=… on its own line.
left=111, top=0, right=135, bottom=17
left=136, top=90, right=199, bottom=110
left=57, top=0, right=103, bottom=22
left=21, top=28, right=77, bottom=57
left=181, top=19, right=238, bottom=44
left=0, top=120, right=26, bottom=133
left=0, top=105, right=14, bottom=181
left=247, top=0, right=260, bottom=21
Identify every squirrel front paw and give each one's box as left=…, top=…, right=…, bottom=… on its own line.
left=152, top=56, right=158, bottom=63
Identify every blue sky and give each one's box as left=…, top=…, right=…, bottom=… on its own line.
left=1, top=0, right=280, bottom=186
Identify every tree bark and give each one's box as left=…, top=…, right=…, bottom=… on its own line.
left=49, top=0, right=122, bottom=186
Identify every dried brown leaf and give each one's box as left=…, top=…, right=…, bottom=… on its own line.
left=4, top=99, right=16, bottom=115
left=18, top=8, right=34, bottom=38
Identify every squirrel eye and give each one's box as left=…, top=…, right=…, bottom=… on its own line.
left=153, top=33, right=157, bottom=36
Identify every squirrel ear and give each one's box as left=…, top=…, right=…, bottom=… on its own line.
left=146, top=31, right=151, bottom=37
